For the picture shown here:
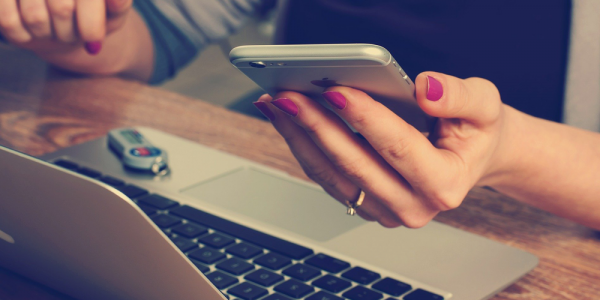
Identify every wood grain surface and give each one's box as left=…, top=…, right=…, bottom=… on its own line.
left=0, top=70, right=599, bottom=300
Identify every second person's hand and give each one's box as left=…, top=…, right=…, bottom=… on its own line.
left=0, top=0, right=133, bottom=55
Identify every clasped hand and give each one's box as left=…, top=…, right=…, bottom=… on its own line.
left=0, top=0, right=132, bottom=54
left=256, top=72, right=508, bottom=228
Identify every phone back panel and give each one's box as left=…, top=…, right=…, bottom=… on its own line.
left=230, top=44, right=430, bottom=131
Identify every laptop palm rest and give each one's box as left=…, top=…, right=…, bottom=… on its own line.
left=180, top=167, right=365, bottom=242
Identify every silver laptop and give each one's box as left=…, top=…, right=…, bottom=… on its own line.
left=0, top=127, right=537, bottom=300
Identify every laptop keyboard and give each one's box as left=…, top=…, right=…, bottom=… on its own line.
left=53, top=159, right=445, bottom=300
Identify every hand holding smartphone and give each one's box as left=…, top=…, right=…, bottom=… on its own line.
left=229, top=44, right=431, bottom=131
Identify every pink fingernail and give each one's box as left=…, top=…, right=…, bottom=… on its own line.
left=271, top=98, right=299, bottom=117
left=253, top=101, right=276, bottom=121
left=426, top=75, right=443, bottom=101
left=322, top=91, right=347, bottom=110
left=85, top=41, right=102, bottom=55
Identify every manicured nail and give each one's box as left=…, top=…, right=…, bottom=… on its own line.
left=426, top=75, right=443, bottom=101
left=253, top=101, right=276, bottom=121
left=322, top=91, right=347, bottom=110
left=271, top=98, right=299, bottom=116
left=84, top=41, right=102, bottom=55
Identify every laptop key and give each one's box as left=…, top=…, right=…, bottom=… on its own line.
left=77, top=167, right=102, bottom=178
left=188, top=247, right=226, bottom=264
left=54, top=159, right=79, bottom=170
left=137, top=194, right=179, bottom=209
left=171, top=223, right=207, bottom=238
left=206, top=271, right=239, bottom=289
left=216, top=257, right=254, bottom=275
left=245, top=269, right=284, bottom=287
left=228, top=282, right=268, bottom=300
left=190, top=259, right=211, bottom=273
left=118, top=184, right=149, bottom=199
left=372, top=278, right=412, bottom=297
left=343, top=286, right=383, bottom=300
left=282, top=264, right=321, bottom=281
left=170, top=236, right=198, bottom=252
left=274, top=279, right=314, bottom=299
left=254, top=252, right=292, bottom=270
left=403, top=289, right=443, bottom=300
left=100, top=176, right=125, bottom=187
left=226, top=242, right=263, bottom=259
left=306, top=291, right=344, bottom=300
left=199, top=233, right=235, bottom=249
left=170, top=205, right=313, bottom=259
left=311, top=274, right=352, bottom=293
left=305, top=253, right=350, bottom=273
left=150, top=214, right=182, bottom=228
left=342, top=266, right=381, bottom=285
left=137, top=203, right=158, bottom=216
left=262, top=293, right=293, bottom=300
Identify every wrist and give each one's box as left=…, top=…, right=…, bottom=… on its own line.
left=477, top=104, right=526, bottom=188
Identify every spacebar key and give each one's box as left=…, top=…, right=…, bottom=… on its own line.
left=170, top=205, right=313, bottom=260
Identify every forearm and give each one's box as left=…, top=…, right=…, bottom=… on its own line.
left=489, top=105, right=600, bottom=229
left=34, top=10, right=154, bottom=81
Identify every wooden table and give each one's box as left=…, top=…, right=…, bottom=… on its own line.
left=0, top=64, right=599, bottom=300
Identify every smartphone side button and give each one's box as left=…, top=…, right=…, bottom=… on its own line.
left=398, top=68, right=407, bottom=77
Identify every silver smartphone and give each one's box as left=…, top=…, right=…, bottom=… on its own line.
left=229, top=44, right=430, bottom=131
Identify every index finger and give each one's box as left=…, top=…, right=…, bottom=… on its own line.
left=76, top=0, right=105, bottom=42
left=321, top=86, right=448, bottom=190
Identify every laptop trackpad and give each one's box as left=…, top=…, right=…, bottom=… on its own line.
left=180, top=167, right=365, bottom=242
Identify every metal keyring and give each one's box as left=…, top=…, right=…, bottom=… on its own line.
left=150, top=157, right=169, bottom=177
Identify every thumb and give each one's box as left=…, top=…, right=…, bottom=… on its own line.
left=415, top=72, right=502, bottom=126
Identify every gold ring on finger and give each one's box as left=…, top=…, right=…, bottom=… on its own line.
left=345, top=189, right=365, bottom=216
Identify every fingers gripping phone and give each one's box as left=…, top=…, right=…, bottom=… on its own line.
left=229, top=44, right=431, bottom=131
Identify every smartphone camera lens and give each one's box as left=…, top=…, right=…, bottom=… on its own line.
left=249, top=61, right=267, bottom=68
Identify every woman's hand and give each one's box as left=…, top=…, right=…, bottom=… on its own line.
left=0, top=0, right=133, bottom=55
left=253, top=72, right=511, bottom=228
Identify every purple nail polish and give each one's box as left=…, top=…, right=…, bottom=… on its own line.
left=253, top=101, right=276, bottom=121
left=85, top=41, right=102, bottom=55
left=271, top=98, right=299, bottom=117
left=322, top=91, right=347, bottom=110
left=426, top=75, right=443, bottom=101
